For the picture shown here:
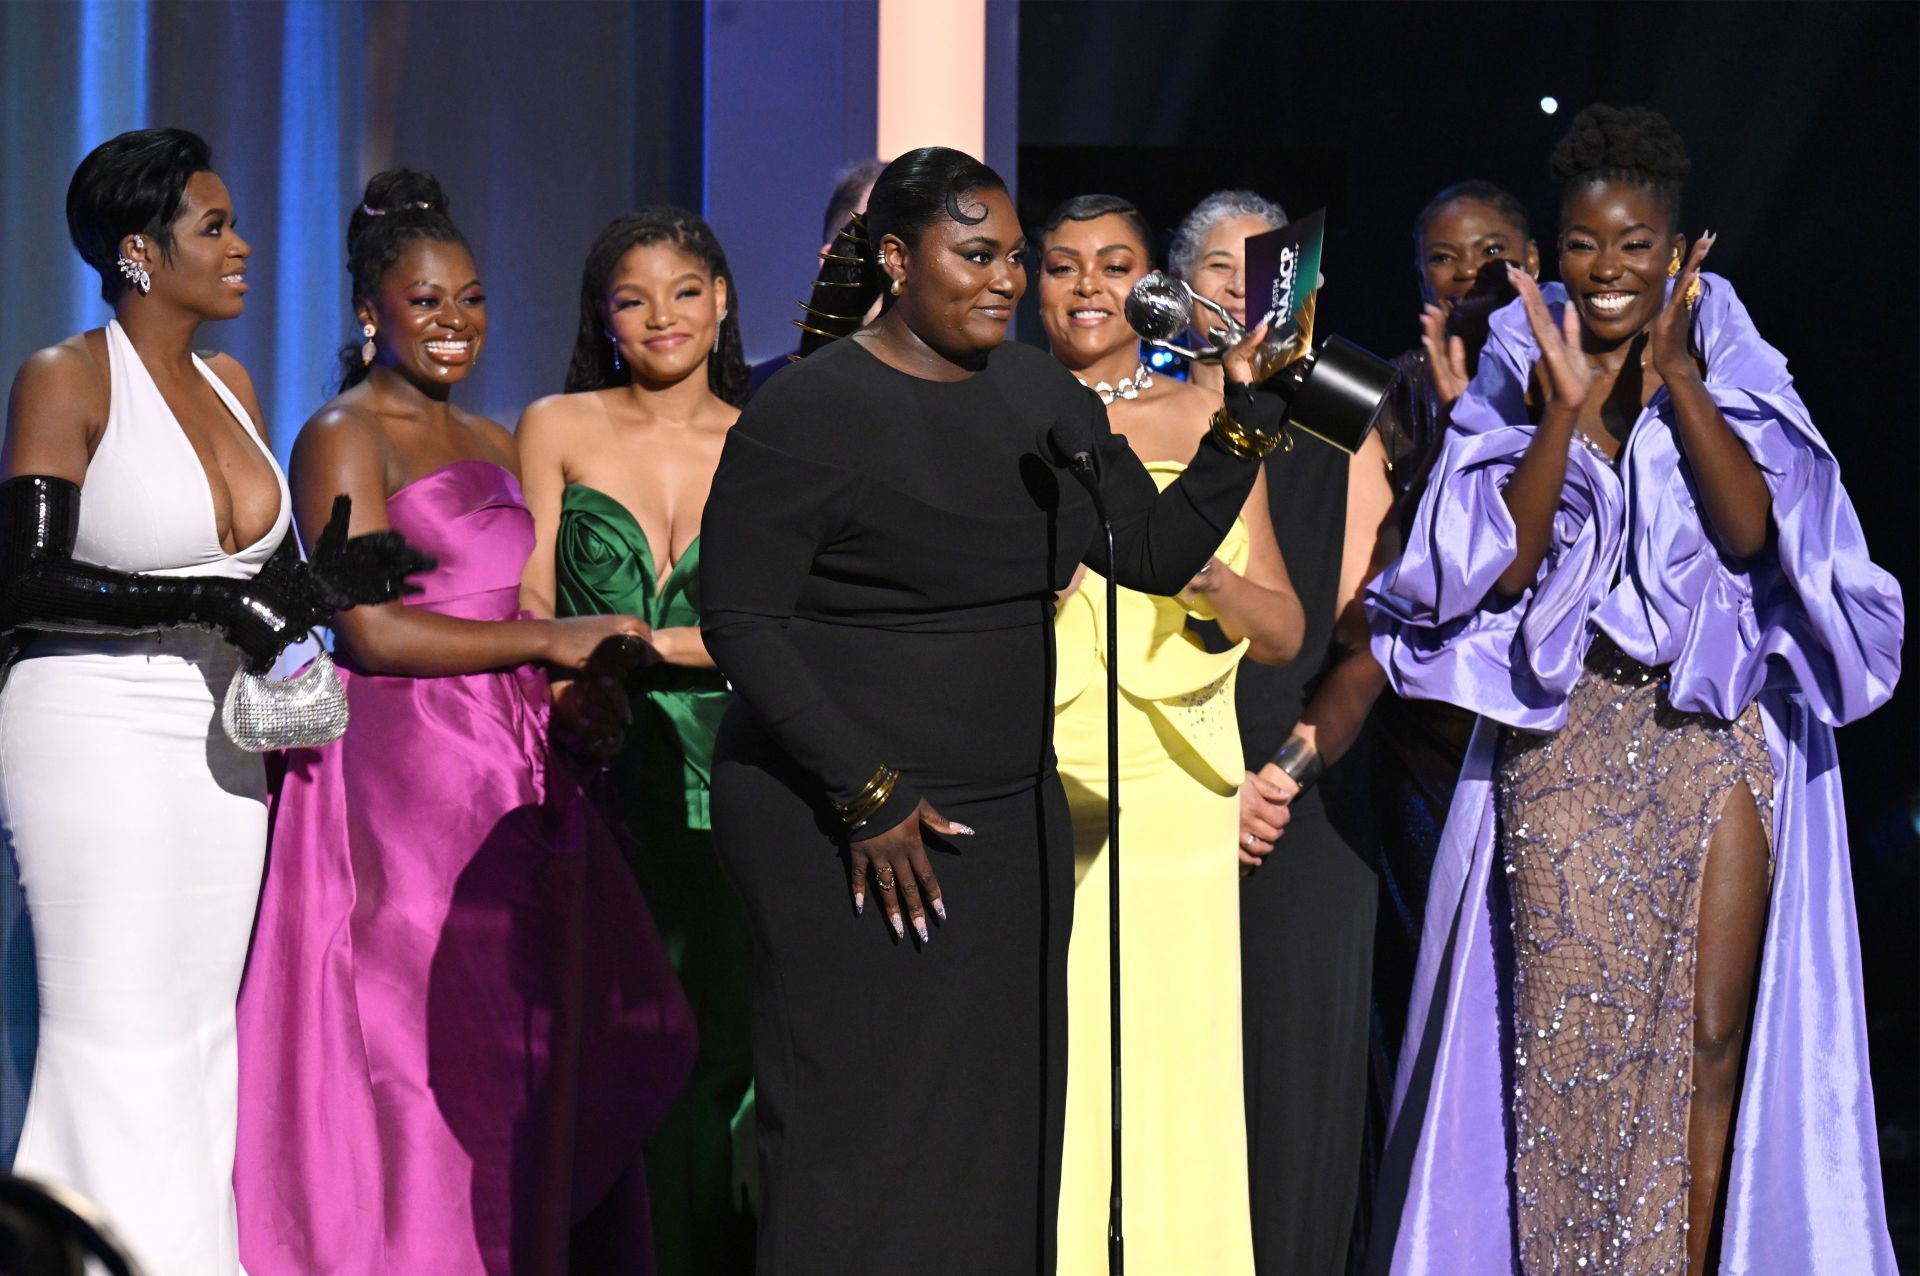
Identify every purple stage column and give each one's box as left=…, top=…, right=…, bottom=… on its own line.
left=703, top=0, right=878, bottom=367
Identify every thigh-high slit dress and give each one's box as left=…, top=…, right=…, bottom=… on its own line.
left=1365, top=276, right=1903, bottom=1274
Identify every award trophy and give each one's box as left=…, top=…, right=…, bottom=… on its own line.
left=1126, top=210, right=1394, bottom=454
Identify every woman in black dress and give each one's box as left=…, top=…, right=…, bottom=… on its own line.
left=699, top=147, right=1281, bottom=1275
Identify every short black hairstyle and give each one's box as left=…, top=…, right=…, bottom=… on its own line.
left=1550, top=104, right=1691, bottom=232
left=336, top=169, right=472, bottom=391
left=1035, top=194, right=1156, bottom=267
left=864, top=146, right=1008, bottom=259
left=66, top=127, right=214, bottom=303
left=563, top=205, right=749, bottom=407
left=1413, top=179, right=1532, bottom=248
left=821, top=157, right=888, bottom=245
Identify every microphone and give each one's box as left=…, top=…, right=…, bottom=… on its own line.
left=1047, top=413, right=1107, bottom=526
left=1048, top=407, right=1126, bottom=1273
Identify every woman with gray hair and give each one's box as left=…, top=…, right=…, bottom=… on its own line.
left=1168, top=190, right=1288, bottom=396
left=1173, top=186, right=1394, bottom=1275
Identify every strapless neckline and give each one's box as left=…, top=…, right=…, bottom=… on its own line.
left=390, top=457, right=517, bottom=501
left=562, top=482, right=700, bottom=601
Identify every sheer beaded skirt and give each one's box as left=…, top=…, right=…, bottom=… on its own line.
left=1496, top=637, right=1773, bottom=1274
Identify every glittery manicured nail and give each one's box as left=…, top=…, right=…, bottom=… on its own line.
left=889, top=912, right=904, bottom=939
left=932, top=899, right=947, bottom=923
left=951, top=823, right=975, bottom=836
left=913, top=916, right=929, bottom=944
left=853, top=890, right=864, bottom=916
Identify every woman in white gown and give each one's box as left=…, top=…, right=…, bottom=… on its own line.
left=0, top=129, right=419, bottom=1276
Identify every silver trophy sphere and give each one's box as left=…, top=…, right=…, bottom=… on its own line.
left=1125, top=272, right=1246, bottom=360
left=1124, top=272, right=1392, bottom=455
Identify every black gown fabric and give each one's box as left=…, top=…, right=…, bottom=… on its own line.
left=1229, top=431, right=1378, bottom=1276
left=1367, top=351, right=1476, bottom=1108
left=699, top=336, right=1257, bottom=1276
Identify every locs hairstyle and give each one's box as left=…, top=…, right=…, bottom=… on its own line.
left=335, top=169, right=472, bottom=392
left=1549, top=104, right=1691, bottom=232
left=862, top=146, right=1008, bottom=299
left=67, top=127, right=214, bottom=303
left=563, top=206, right=749, bottom=407
left=1036, top=194, right=1156, bottom=267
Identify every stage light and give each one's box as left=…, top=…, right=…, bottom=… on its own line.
left=1539, top=96, right=1559, bottom=115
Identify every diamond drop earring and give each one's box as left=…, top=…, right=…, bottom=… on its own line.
left=608, top=332, right=623, bottom=372
left=713, top=310, right=727, bottom=355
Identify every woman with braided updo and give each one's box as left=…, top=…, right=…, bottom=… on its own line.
left=1368, top=105, right=1902, bottom=1274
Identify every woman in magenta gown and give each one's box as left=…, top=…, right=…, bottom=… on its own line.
left=235, top=171, right=695, bottom=1274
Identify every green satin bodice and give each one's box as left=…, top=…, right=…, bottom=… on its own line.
left=555, top=483, right=729, bottom=833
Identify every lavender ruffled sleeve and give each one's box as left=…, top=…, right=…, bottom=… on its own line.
left=1596, top=279, right=1904, bottom=726
left=1367, top=314, right=1625, bottom=732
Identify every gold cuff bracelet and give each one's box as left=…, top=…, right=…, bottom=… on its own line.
left=833, top=764, right=900, bottom=831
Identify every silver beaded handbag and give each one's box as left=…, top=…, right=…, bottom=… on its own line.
left=221, top=639, right=350, bottom=752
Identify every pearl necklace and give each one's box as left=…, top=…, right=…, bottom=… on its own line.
left=1076, top=362, right=1153, bottom=405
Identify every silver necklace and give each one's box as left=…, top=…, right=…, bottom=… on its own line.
left=1076, top=362, right=1153, bottom=406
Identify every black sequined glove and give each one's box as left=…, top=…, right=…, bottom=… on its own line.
left=0, top=474, right=308, bottom=669
left=245, top=494, right=437, bottom=640
left=301, top=493, right=436, bottom=612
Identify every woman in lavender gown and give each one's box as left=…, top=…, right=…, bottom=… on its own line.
left=235, top=170, right=695, bottom=1275
left=1367, top=106, right=1903, bottom=1275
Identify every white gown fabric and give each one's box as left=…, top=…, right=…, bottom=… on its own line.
left=0, top=319, right=289, bottom=1276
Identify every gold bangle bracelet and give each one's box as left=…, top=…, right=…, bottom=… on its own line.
left=833, top=764, right=900, bottom=831
left=1208, top=403, right=1290, bottom=460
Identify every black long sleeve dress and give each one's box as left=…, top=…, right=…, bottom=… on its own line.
left=699, top=336, right=1259, bottom=1276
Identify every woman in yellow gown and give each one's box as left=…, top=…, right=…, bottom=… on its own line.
left=1038, top=195, right=1305, bottom=1274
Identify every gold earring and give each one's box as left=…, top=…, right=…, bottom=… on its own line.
left=890, top=277, right=903, bottom=297
left=360, top=323, right=376, bottom=366
left=1667, top=254, right=1682, bottom=278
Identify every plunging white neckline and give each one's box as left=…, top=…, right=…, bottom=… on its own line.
left=106, top=319, right=288, bottom=561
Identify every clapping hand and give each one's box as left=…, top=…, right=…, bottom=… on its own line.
left=1419, top=304, right=1472, bottom=412
left=1649, top=232, right=1714, bottom=385
left=1507, top=265, right=1592, bottom=416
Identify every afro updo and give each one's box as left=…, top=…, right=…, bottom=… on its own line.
left=1550, top=104, right=1690, bottom=230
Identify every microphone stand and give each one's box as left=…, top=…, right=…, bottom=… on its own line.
left=1068, top=454, right=1124, bottom=1276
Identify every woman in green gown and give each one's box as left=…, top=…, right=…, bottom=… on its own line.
left=518, top=207, right=753, bottom=1275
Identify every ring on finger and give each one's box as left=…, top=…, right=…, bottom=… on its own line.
left=873, top=865, right=896, bottom=892
left=1244, top=832, right=1256, bottom=847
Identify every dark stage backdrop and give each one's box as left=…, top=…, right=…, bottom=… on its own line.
left=0, top=0, right=1912, bottom=1253
left=1015, top=0, right=1918, bottom=1260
